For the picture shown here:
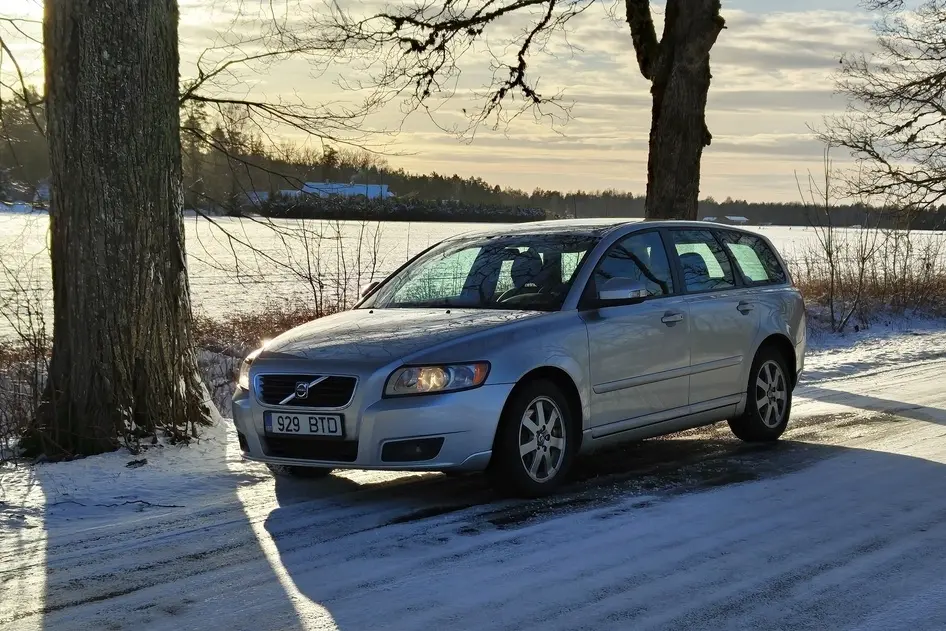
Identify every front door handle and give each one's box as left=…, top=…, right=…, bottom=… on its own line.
left=661, top=311, right=684, bottom=325
left=737, top=300, right=754, bottom=314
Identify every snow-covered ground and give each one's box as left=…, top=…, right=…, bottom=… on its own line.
left=3, top=320, right=946, bottom=630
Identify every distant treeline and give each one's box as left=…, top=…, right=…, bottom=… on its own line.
left=695, top=199, right=946, bottom=230
left=251, top=194, right=946, bottom=229
left=255, top=196, right=547, bottom=223
left=4, top=92, right=946, bottom=228
left=561, top=195, right=946, bottom=229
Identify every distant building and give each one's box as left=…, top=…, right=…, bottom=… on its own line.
left=242, top=191, right=270, bottom=206
left=278, top=182, right=395, bottom=200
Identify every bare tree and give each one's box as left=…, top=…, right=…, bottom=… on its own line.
left=34, top=0, right=210, bottom=457
left=321, top=0, right=725, bottom=219
left=796, top=145, right=886, bottom=333
left=821, top=0, right=946, bottom=216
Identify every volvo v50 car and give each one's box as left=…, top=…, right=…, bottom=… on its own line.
left=232, top=220, right=806, bottom=497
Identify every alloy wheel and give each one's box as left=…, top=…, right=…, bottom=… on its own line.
left=518, top=396, right=566, bottom=483
left=755, top=360, right=787, bottom=428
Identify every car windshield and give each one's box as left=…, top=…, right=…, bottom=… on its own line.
left=360, top=232, right=600, bottom=311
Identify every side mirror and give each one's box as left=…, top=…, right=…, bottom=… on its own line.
left=597, top=277, right=648, bottom=302
left=360, top=281, right=380, bottom=298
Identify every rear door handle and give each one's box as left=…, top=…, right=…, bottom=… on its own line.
left=661, top=311, right=684, bottom=325
left=737, top=301, right=754, bottom=314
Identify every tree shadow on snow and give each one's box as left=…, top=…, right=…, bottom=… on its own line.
left=800, top=385, right=946, bottom=426
left=260, top=397, right=946, bottom=630
left=0, top=422, right=310, bottom=631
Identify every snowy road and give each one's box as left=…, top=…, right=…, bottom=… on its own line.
left=3, top=324, right=946, bottom=630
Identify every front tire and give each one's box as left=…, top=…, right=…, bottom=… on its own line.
left=266, top=463, right=334, bottom=478
left=488, top=379, right=578, bottom=498
left=728, top=347, right=792, bottom=442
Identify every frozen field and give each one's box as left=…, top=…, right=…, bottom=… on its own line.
left=4, top=210, right=943, bottom=338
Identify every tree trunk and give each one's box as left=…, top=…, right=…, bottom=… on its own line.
left=627, top=0, right=724, bottom=220
left=39, top=0, right=209, bottom=457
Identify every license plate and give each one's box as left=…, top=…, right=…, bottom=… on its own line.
left=264, top=412, right=344, bottom=438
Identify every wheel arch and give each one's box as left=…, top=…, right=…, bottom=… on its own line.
left=495, top=366, right=585, bottom=453
left=755, top=333, right=798, bottom=388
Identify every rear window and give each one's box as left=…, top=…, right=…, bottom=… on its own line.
left=718, top=231, right=787, bottom=285
left=668, top=229, right=737, bottom=293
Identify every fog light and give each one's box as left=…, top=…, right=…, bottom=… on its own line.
left=381, top=437, right=445, bottom=462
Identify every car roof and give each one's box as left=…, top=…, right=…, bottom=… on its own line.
left=446, top=218, right=761, bottom=241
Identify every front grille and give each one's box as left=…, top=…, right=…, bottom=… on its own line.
left=263, top=436, right=359, bottom=462
left=256, top=374, right=356, bottom=408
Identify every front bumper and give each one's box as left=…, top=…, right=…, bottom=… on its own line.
left=232, top=383, right=515, bottom=471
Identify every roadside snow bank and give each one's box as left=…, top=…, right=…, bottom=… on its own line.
left=0, top=420, right=270, bottom=530
left=804, top=316, right=946, bottom=382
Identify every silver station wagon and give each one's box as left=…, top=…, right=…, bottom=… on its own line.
left=232, top=219, right=806, bottom=497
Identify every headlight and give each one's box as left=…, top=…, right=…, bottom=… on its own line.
left=384, top=362, right=490, bottom=397
left=237, top=347, right=263, bottom=390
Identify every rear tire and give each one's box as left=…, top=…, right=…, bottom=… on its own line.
left=488, top=379, right=578, bottom=498
left=266, top=463, right=334, bottom=478
left=728, top=346, right=792, bottom=442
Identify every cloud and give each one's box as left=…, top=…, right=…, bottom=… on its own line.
left=1, top=1, right=875, bottom=202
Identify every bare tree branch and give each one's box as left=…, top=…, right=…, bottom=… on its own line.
left=820, top=0, right=946, bottom=209
left=320, top=0, right=594, bottom=135
left=0, top=17, right=42, bottom=45
left=624, top=0, right=659, bottom=80
left=186, top=94, right=381, bottom=149
left=0, top=33, right=44, bottom=136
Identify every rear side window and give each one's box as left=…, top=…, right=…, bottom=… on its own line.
left=669, top=230, right=736, bottom=293
left=718, top=231, right=787, bottom=285
left=593, top=231, right=674, bottom=297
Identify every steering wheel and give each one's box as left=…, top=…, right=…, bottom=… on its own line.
left=498, top=280, right=566, bottom=303
left=497, top=284, right=536, bottom=303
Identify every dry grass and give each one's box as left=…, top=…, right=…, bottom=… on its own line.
left=0, top=339, right=47, bottom=459
left=192, top=300, right=335, bottom=416
left=794, top=272, right=946, bottom=333
left=788, top=228, right=946, bottom=331
left=193, top=298, right=335, bottom=357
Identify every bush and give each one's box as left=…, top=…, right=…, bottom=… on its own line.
left=193, top=298, right=331, bottom=358
left=789, top=228, right=946, bottom=332
left=0, top=338, right=47, bottom=460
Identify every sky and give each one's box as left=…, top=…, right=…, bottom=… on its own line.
left=1, top=0, right=879, bottom=202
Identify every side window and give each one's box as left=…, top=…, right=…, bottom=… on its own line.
left=669, top=230, right=736, bottom=293
left=718, top=231, right=787, bottom=285
left=592, top=231, right=674, bottom=297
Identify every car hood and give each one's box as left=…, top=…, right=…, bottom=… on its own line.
left=260, top=308, right=545, bottom=364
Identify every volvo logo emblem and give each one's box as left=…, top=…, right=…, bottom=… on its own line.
left=279, top=375, right=330, bottom=406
